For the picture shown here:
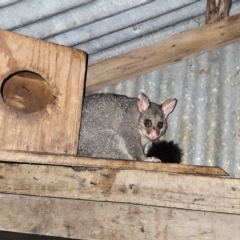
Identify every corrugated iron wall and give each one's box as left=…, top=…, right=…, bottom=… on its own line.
left=99, top=42, right=240, bottom=178
left=0, top=0, right=239, bottom=177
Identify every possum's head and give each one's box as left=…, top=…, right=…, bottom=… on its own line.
left=137, top=93, right=177, bottom=141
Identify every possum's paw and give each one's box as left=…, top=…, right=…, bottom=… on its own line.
left=144, top=157, right=161, bottom=162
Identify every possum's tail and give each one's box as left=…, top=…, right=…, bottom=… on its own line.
left=147, top=140, right=182, bottom=164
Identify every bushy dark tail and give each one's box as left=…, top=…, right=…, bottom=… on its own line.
left=147, top=140, right=183, bottom=164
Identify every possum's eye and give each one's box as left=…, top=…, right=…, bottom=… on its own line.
left=144, top=119, right=152, bottom=127
left=157, top=122, right=164, bottom=129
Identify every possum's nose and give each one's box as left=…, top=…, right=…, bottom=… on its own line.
left=149, top=129, right=158, bottom=139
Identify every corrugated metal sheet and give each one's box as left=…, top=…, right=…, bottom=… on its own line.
left=0, top=0, right=239, bottom=177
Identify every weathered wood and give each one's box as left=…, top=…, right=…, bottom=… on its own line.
left=0, top=193, right=239, bottom=240
left=0, top=149, right=228, bottom=176
left=0, top=161, right=239, bottom=214
left=206, top=0, right=232, bottom=24
left=0, top=28, right=87, bottom=154
left=86, top=12, right=240, bottom=92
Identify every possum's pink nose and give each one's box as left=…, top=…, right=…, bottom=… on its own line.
left=149, top=130, right=158, bottom=139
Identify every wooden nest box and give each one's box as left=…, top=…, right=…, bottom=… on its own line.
left=0, top=29, right=86, bottom=155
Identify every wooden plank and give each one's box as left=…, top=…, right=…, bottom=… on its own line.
left=0, top=149, right=228, bottom=176
left=206, top=0, right=232, bottom=24
left=86, top=13, right=240, bottom=92
left=0, top=162, right=239, bottom=214
left=0, top=28, right=87, bottom=154
left=0, top=194, right=239, bottom=240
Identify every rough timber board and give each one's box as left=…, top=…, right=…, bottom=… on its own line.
left=0, top=28, right=87, bottom=155
left=0, top=161, right=239, bottom=214
left=0, top=149, right=228, bottom=176
left=86, top=12, right=240, bottom=92
left=0, top=193, right=239, bottom=240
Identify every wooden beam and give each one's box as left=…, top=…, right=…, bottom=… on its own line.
left=86, top=12, right=240, bottom=92
left=0, top=161, right=239, bottom=214
left=0, top=193, right=239, bottom=239
left=206, top=0, right=232, bottom=24
left=0, top=149, right=228, bottom=176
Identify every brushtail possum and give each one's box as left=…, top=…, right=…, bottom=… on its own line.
left=78, top=93, right=177, bottom=162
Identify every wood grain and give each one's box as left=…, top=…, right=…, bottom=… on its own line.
left=206, top=0, right=232, bottom=23
left=0, top=193, right=239, bottom=239
left=0, top=161, right=239, bottom=214
left=86, top=12, right=240, bottom=92
left=0, top=28, right=87, bottom=155
left=0, top=149, right=228, bottom=176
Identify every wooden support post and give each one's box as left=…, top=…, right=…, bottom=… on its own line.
left=86, top=12, right=240, bottom=92
left=206, top=0, right=232, bottom=24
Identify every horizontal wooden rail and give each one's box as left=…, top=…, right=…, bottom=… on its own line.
left=0, top=193, right=239, bottom=239
left=0, top=149, right=228, bottom=176
left=86, top=13, right=240, bottom=92
left=1, top=151, right=240, bottom=215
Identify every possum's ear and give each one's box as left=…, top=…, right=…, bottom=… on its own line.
left=161, top=98, right=177, bottom=118
left=137, top=93, right=150, bottom=112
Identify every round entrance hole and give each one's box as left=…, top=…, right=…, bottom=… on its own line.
left=1, top=71, right=55, bottom=113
